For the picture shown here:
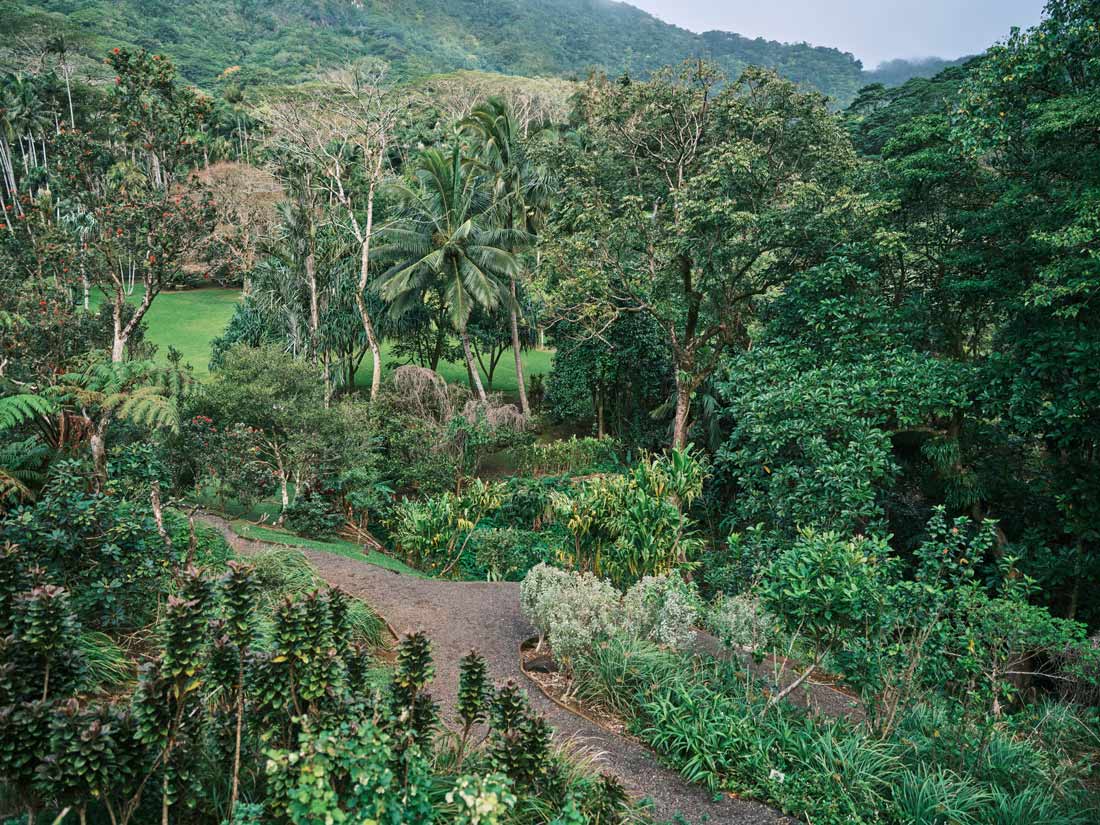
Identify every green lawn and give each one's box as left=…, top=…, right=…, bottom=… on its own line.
left=230, top=520, right=425, bottom=577
left=110, top=287, right=554, bottom=393
left=90, top=287, right=240, bottom=377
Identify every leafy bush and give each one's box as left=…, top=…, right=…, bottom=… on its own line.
left=520, top=564, right=620, bottom=669
left=622, top=575, right=701, bottom=649
left=465, top=526, right=557, bottom=581
left=390, top=480, right=503, bottom=576
left=550, top=447, right=707, bottom=586
left=284, top=486, right=345, bottom=539
left=1, top=466, right=228, bottom=630
left=706, top=593, right=775, bottom=655
left=521, top=566, right=700, bottom=670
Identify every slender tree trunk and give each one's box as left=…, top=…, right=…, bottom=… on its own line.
left=430, top=320, right=446, bottom=372
left=111, top=294, right=126, bottom=361
left=90, top=421, right=108, bottom=491
left=461, top=332, right=487, bottom=401
left=273, top=441, right=289, bottom=525
left=64, top=72, right=75, bottom=129
left=353, top=174, right=383, bottom=402
left=671, top=375, right=692, bottom=449
left=0, top=183, right=12, bottom=234
left=305, top=249, right=319, bottom=364
left=509, top=276, right=529, bottom=415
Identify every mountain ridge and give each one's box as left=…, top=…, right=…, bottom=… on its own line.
left=1, top=0, right=965, bottom=104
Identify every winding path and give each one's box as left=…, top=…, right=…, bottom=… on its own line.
left=198, top=513, right=789, bottom=825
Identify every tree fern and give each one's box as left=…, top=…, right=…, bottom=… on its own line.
left=109, top=386, right=183, bottom=433
left=0, top=393, right=56, bottom=431
left=0, top=436, right=50, bottom=502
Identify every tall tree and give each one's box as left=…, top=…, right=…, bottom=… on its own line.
left=259, top=68, right=397, bottom=401
left=954, top=0, right=1100, bottom=617
left=461, top=97, right=549, bottom=415
left=375, top=146, right=521, bottom=402
left=541, top=63, right=857, bottom=447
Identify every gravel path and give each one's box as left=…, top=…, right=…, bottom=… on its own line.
left=198, top=513, right=789, bottom=825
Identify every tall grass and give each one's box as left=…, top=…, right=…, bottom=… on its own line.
left=567, top=639, right=1098, bottom=824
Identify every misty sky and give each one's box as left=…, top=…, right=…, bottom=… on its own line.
left=627, top=0, right=1047, bottom=67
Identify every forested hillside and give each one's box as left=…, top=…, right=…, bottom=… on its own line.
left=5, top=0, right=932, bottom=103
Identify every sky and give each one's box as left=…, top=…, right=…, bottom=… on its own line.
left=627, top=0, right=1047, bottom=67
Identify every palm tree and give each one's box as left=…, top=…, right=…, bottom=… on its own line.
left=461, top=97, right=549, bottom=415
left=375, top=145, right=522, bottom=402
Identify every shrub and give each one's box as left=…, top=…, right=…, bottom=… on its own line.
left=465, top=527, right=557, bottom=581
left=706, top=593, right=775, bottom=654
left=621, top=575, right=700, bottom=650
left=284, top=486, right=344, bottom=539
left=760, top=528, right=891, bottom=704
left=520, top=564, right=619, bottom=669
left=391, top=480, right=503, bottom=576
left=521, top=567, right=699, bottom=670
left=549, top=447, right=707, bottom=586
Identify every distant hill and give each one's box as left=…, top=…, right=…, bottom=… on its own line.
left=864, top=56, right=970, bottom=87
left=1, top=0, right=962, bottom=105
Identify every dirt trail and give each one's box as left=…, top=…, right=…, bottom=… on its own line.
left=198, top=513, right=789, bottom=824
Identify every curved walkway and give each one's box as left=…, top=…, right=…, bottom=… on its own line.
left=198, top=513, right=788, bottom=825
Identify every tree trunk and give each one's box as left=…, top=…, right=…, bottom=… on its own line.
left=354, top=174, right=384, bottom=402
left=64, top=72, right=75, bottom=129
left=90, top=424, right=108, bottom=492
left=274, top=443, right=289, bottom=525
left=111, top=282, right=155, bottom=362
left=461, top=332, right=487, bottom=402
left=305, top=249, right=319, bottom=365
left=111, top=293, right=126, bottom=362
left=353, top=290, right=382, bottom=402
left=509, top=277, right=529, bottom=415
left=671, top=375, right=692, bottom=449
left=430, top=320, right=447, bottom=372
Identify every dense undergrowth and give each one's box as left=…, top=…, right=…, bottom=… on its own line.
left=0, top=467, right=638, bottom=824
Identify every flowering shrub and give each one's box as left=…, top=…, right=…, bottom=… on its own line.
left=520, top=564, right=619, bottom=667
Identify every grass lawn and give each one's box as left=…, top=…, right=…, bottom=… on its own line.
left=107, top=286, right=554, bottom=394
left=230, top=520, right=425, bottom=578
left=89, top=287, right=240, bottom=377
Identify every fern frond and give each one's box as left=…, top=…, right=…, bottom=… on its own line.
left=0, top=394, right=56, bottom=431
left=0, top=436, right=50, bottom=502
left=114, top=389, right=181, bottom=433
